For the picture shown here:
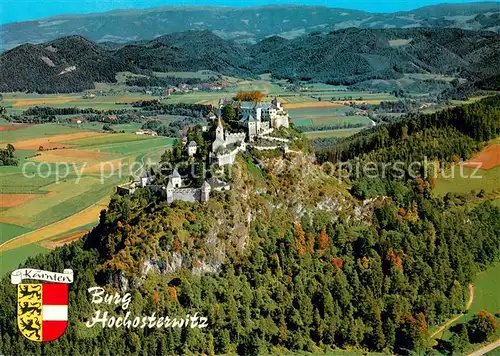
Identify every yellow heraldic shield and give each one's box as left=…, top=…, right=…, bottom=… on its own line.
left=17, top=284, right=43, bottom=342
left=11, top=268, right=73, bottom=342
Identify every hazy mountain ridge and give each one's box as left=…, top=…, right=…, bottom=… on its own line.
left=1, top=2, right=499, bottom=51
left=0, top=35, right=135, bottom=93
left=1, top=28, right=499, bottom=93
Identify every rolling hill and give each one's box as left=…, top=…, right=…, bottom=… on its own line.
left=1, top=28, right=499, bottom=93
left=248, top=28, right=500, bottom=84
left=0, top=36, right=134, bottom=93
left=1, top=2, right=499, bottom=51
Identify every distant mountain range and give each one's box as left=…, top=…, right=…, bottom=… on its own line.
left=1, top=28, right=499, bottom=93
left=1, top=2, right=499, bottom=51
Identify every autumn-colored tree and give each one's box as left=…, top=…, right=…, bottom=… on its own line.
left=388, top=249, right=403, bottom=270
left=294, top=222, right=306, bottom=256
left=360, top=256, right=370, bottom=269
left=235, top=90, right=264, bottom=102
left=317, top=228, right=329, bottom=251
left=331, top=257, right=343, bottom=269
left=152, top=291, right=160, bottom=305
left=168, top=286, right=178, bottom=301
left=185, top=211, right=196, bottom=222
left=428, top=176, right=436, bottom=189
left=468, top=310, right=498, bottom=343
left=395, top=313, right=429, bottom=354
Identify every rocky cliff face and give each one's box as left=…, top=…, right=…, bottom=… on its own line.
left=95, top=151, right=384, bottom=287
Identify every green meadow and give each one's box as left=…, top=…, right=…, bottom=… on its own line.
left=0, top=243, right=49, bottom=277
left=0, top=124, right=81, bottom=144
left=0, top=223, right=32, bottom=244
left=305, top=128, right=364, bottom=139
left=0, top=125, right=173, bottom=241
left=434, top=166, right=500, bottom=197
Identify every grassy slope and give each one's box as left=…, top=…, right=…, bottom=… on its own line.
left=434, top=264, right=500, bottom=354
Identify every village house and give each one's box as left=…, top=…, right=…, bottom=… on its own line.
left=135, top=129, right=158, bottom=136
left=206, top=111, right=217, bottom=121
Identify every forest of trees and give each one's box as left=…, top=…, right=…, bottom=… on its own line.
left=316, top=95, right=500, bottom=165
left=8, top=103, right=211, bottom=128
left=0, top=166, right=498, bottom=355
left=141, top=115, right=207, bottom=137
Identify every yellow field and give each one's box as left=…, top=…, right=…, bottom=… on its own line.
left=32, top=148, right=108, bottom=164
left=0, top=194, right=42, bottom=208
left=10, top=96, right=75, bottom=107
left=6, top=131, right=104, bottom=150
left=0, top=198, right=109, bottom=252
left=283, top=102, right=344, bottom=109
left=84, top=155, right=137, bottom=173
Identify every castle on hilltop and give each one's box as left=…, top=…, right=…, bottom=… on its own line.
left=117, top=97, right=292, bottom=202
left=210, top=97, right=291, bottom=166
left=218, top=97, right=290, bottom=139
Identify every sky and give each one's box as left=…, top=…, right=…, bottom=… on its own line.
left=0, top=0, right=496, bottom=25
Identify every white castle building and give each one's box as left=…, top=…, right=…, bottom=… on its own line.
left=210, top=117, right=247, bottom=166
left=218, top=97, right=290, bottom=140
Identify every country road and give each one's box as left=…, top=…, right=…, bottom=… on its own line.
left=468, top=338, right=500, bottom=356
left=466, top=283, right=474, bottom=310
left=431, top=284, right=474, bottom=339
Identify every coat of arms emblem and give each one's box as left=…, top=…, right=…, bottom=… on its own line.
left=11, top=268, right=73, bottom=342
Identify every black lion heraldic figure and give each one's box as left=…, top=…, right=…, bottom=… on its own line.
left=19, top=285, right=41, bottom=300
left=20, top=318, right=41, bottom=340
left=19, top=302, right=42, bottom=317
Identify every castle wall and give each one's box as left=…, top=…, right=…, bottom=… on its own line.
left=167, top=188, right=201, bottom=203
left=216, top=151, right=237, bottom=166
left=260, top=135, right=290, bottom=143
left=253, top=145, right=280, bottom=151
left=173, top=189, right=200, bottom=202
left=225, top=132, right=246, bottom=145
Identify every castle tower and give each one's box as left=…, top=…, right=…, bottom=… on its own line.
left=255, top=107, right=262, bottom=122
left=166, top=179, right=174, bottom=203
left=171, top=168, right=182, bottom=188
left=215, top=117, right=224, bottom=141
left=212, top=117, right=226, bottom=152
left=200, top=181, right=211, bottom=202
left=272, top=96, right=281, bottom=109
